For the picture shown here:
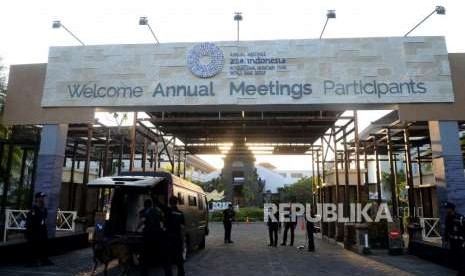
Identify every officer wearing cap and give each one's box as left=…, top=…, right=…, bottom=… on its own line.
left=281, top=202, right=297, bottom=247
left=267, top=207, right=279, bottom=247
left=305, top=209, right=316, bottom=252
left=25, top=192, right=53, bottom=266
left=223, top=203, right=235, bottom=243
left=444, top=202, right=465, bottom=275
left=166, top=196, right=186, bottom=276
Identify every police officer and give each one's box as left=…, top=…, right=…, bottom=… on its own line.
left=166, top=196, right=186, bottom=276
left=26, top=192, right=53, bottom=266
left=305, top=210, right=316, bottom=252
left=281, top=205, right=297, bottom=247
left=223, top=203, right=235, bottom=243
left=444, top=202, right=465, bottom=275
left=267, top=208, right=279, bottom=247
left=138, top=198, right=172, bottom=276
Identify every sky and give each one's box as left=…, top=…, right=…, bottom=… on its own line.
left=0, top=0, right=462, bottom=170
left=0, top=0, right=461, bottom=67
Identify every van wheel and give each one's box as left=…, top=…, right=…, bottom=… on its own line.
left=198, top=235, right=206, bottom=250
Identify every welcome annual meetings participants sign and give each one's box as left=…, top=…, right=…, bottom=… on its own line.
left=41, top=36, right=454, bottom=107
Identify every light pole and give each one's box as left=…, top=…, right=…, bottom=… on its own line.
left=139, top=17, right=160, bottom=44
left=320, top=10, right=336, bottom=39
left=52, top=21, right=85, bottom=46
left=234, top=12, right=243, bottom=42
left=404, top=6, right=445, bottom=37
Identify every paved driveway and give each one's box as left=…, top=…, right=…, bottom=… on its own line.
left=0, top=222, right=456, bottom=275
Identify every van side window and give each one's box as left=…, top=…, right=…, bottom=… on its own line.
left=177, top=192, right=185, bottom=205
left=198, top=194, right=204, bottom=210
left=188, top=195, right=197, bottom=206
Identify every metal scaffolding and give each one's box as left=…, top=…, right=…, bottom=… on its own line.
left=1, top=109, right=464, bottom=245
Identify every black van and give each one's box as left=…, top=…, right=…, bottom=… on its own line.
left=88, top=171, right=209, bottom=259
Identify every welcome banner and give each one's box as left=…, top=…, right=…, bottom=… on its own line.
left=41, top=36, right=454, bottom=107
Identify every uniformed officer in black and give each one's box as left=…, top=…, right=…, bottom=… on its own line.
left=281, top=204, right=297, bottom=246
left=444, top=202, right=465, bottom=275
left=26, top=192, right=53, bottom=266
left=267, top=208, right=279, bottom=247
left=138, top=198, right=172, bottom=276
left=305, top=210, right=316, bottom=252
left=166, top=196, right=186, bottom=276
left=223, top=204, right=235, bottom=243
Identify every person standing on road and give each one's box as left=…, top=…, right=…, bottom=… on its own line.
left=305, top=210, right=316, bottom=252
left=166, top=196, right=186, bottom=276
left=138, top=198, right=172, bottom=276
left=223, top=204, right=235, bottom=243
left=444, top=202, right=465, bottom=275
left=25, top=192, right=53, bottom=266
left=281, top=203, right=297, bottom=247
left=267, top=208, right=279, bottom=247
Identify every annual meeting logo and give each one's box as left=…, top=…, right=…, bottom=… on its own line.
left=186, top=42, right=224, bottom=78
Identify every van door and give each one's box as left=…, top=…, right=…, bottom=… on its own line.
left=197, top=193, right=208, bottom=236
left=187, top=192, right=199, bottom=246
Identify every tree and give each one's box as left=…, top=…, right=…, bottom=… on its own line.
left=242, top=184, right=255, bottom=206
left=381, top=170, right=407, bottom=206
left=281, top=177, right=313, bottom=203
left=0, top=57, right=7, bottom=132
left=200, top=177, right=224, bottom=193
left=0, top=58, right=6, bottom=110
left=0, top=58, right=36, bottom=208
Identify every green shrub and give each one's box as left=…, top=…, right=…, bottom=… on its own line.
left=209, top=211, right=224, bottom=222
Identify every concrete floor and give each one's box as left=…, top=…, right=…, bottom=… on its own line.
left=0, top=222, right=456, bottom=275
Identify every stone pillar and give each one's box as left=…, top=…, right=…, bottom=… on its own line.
left=428, top=121, right=465, bottom=227
left=34, top=124, right=68, bottom=239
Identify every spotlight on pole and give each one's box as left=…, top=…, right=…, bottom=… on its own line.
left=52, top=21, right=61, bottom=29
left=404, top=6, right=445, bottom=37
left=320, top=10, right=336, bottom=39
left=139, top=17, right=148, bottom=26
left=435, top=5, right=446, bottom=15
left=139, top=16, right=160, bottom=44
left=234, top=12, right=243, bottom=42
left=327, top=9, right=336, bottom=19
left=51, top=20, right=85, bottom=46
